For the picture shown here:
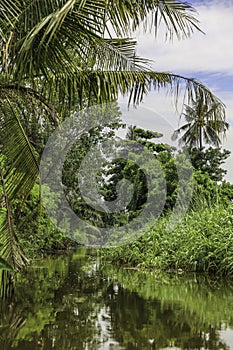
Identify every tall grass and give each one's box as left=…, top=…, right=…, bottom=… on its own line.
left=104, top=198, right=233, bottom=276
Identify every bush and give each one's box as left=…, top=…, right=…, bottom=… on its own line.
left=13, top=184, right=77, bottom=257
left=103, top=200, right=233, bottom=276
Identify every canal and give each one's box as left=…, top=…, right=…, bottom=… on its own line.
left=0, top=248, right=233, bottom=349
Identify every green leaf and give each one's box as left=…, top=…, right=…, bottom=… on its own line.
left=0, top=257, right=14, bottom=271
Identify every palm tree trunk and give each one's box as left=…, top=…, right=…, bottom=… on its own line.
left=199, top=124, right=202, bottom=149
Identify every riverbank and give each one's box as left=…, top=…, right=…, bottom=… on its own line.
left=103, top=201, right=233, bottom=277
left=18, top=198, right=233, bottom=277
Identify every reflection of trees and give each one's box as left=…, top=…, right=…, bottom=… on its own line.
left=0, top=250, right=113, bottom=350
left=104, top=285, right=203, bottom=349
left=0, top=255, right=70, bottom=349
left=40, top=252, right=111, bottom=350
left=0, top=302, right=25, bottom=350
left=102, top=267, right=233, bottom=350
left=0, top=251, right=232, bottom=350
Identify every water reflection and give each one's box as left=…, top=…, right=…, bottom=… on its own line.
left=0, top=248, right=232, bottom=350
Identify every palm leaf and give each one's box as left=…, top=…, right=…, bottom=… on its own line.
left=1, top=1, right=202, bottom=85
left=0, top=166, right=28, bottom=271
left=105, top=0, right=202, bottom=39
left=0, top=97, right=39, bottom=199
left=0, top=1, right=20, bottom=39
left=0, top=85, right=58, bottom=198
left=171, top=122, right=191, bottom=141
left=0, top=0, right=225, bottom=116
left=178, top=122, right=199, bottom=147
left=203, top=124, right=221, bottom=147
left=0, top=257, right=14, bottom=271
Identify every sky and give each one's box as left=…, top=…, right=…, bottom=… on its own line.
left=119, top=0, right=233, bottom=182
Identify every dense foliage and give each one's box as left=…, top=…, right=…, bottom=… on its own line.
left=189, top=147, right=231, bottom=182
left=0, top=0, right=227, bottom=275
left=102, top=133, right=233, bottom=276
left=104, top=199, right=233, bottom=276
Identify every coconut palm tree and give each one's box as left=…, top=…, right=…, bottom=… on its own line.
left=172, top=96, right=228, bottom=149
left=0, top=0, right=226, bottom=275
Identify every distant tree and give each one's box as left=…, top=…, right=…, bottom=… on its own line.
left=189, top=147, right=231, bottom=182
left=100, top=126, right=188, bottom=219
left=188, top=146, right=233, bottom=205
left=172, top=96, right=228, bottom=149
left=126, top=125, right=162, bottom=141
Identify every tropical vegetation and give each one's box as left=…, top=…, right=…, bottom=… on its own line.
left=0, top=0, right=231, bottom=300
left=103, top=198, right=233, bottom=276
left=102, top=125, right=233, bottom=276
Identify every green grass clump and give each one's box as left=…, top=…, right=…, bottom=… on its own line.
left=104, top=201, right=233, bottom=276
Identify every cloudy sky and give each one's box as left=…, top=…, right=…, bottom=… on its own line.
left=120, top=0, right=233, bottom=182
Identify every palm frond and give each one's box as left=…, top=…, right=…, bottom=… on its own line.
left=107, top=0, right=202, bottom=39
left=0, top=97, right=39, bottom=199
left=0, top=84, right=59, bottom=197
left=178, top=122, right=199, bottom=147
left=2, top=1, right=202, bottom=81
left=203, top=125, right=220, bottom=147
left=34, top=69, right=226, bottom=117
left=0, top=218, right=27, bottom=270
left=171, top=129, right=180, bottom=141
left=0, top=166, right=28, bottom=271
left=0, top=257, right=14, bottom=271
left=0, top=84, right=58, bottom=274
left=0, top=0, right=20, bottom=38
left=151, top=0, right=202, bottom=40
left=182, top=109, right=196, bottom=123
left=171, top=122, right=191, bottom=141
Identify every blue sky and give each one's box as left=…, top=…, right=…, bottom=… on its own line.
left=120, top=0, right=233, bottom=182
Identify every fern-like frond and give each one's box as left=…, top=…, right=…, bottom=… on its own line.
left=0, top=166, right=28, bottom=271
left=0, top=85, right=59, bottom=198
left=0, top=97, right=39, bottom=199
left=0, top=1, right=202, bottom=83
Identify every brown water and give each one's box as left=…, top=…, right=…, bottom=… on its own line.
left=0, top=248, right=233, bottom=350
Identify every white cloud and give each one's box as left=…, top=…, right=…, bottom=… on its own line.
left=135, top=2, right=233, bottom=75
left=118, top=92, right=178, bottom=146
left=217, top=91, right=233, bottom=123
